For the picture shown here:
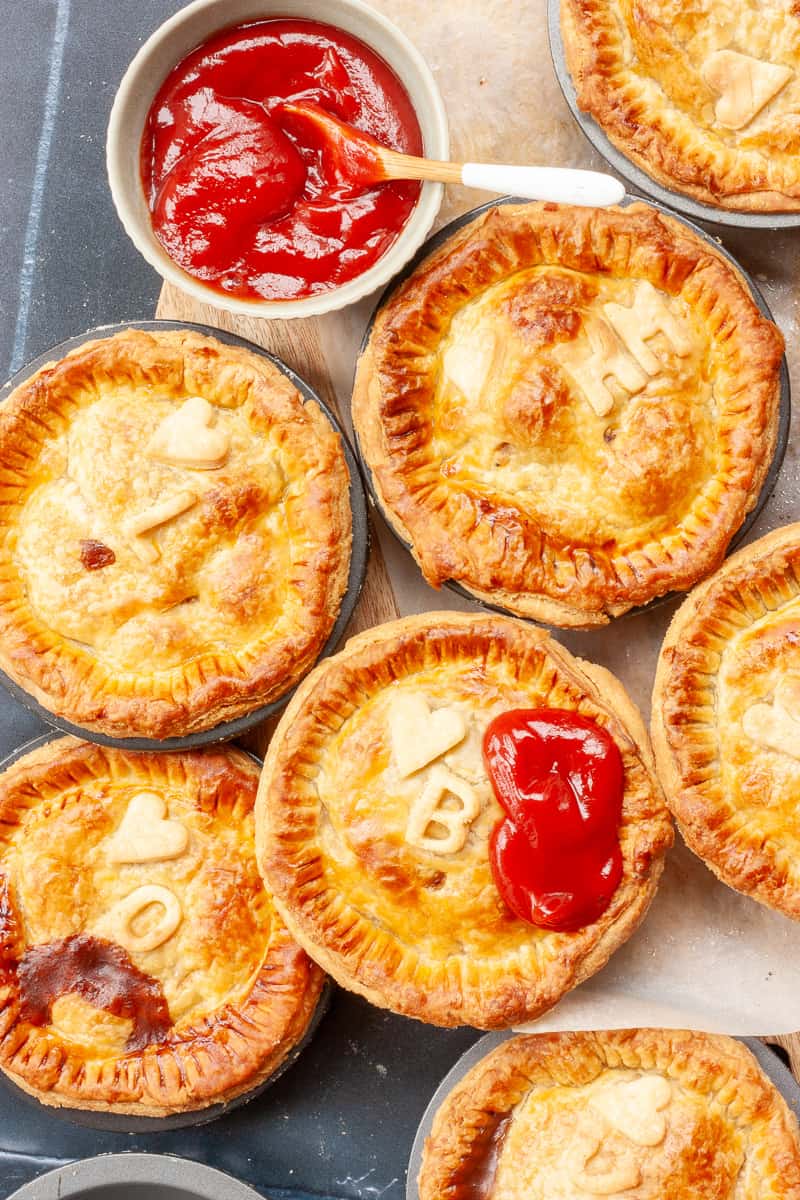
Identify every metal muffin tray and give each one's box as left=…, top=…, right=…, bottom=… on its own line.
left=0, top=320, right=369, bottom=752
left=405, top=1032, right=800, bottom=1199
left=7, top=1153, right=264, bottom=1200
left=545, top=0, right=800, bottom=230
left=354, top=195, right=790, bottom=627
left=0, top=731, right=331, bottom=1135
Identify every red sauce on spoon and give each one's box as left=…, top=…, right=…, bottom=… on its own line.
left=276, top=100, right=392, bottom=191
left=483, top=709, right=624, bottom=932
left=141, top=18, right=423, bottom=301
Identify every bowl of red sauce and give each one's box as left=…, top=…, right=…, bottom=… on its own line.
left=107, top=0, right=448, bottom=318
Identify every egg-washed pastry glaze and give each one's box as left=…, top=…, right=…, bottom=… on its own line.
left=256, top=613, right=672, bottom=1028
left=561, top=0, right=800, bottom=212
left=352, top=203, right=783, bottom=627
left=418, top=1030, right=800, bottom=1199
left=0, top=737, right=324, bottom=1116
left=652, top=522, right=800, bottom=919
left=0, top=328, right=352, bottom=738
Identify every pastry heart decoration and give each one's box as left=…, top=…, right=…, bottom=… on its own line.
left=702, top=49, right=793, bottom=131
left=743, top=676, right=800, bottom=761
left=589, top=1075, right=672, bottom=1148
left=147, top=396, right=231, bottom=469
left=483, top=709, right=624, bottom=931
left=389, top=692, right=467, bottom=778
left=106, top=792, right=190, bottom=864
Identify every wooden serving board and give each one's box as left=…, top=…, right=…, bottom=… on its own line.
left=155, top=0, right=800, bottom=1077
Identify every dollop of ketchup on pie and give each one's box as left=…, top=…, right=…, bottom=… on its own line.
left=141, top=19, right=422, bottom=301
left=483, top=709, right=624, bottom=932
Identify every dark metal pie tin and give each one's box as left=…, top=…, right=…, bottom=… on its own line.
left=0, top=319, right=369, bottom=752
left=546, top=0, right=800, bottom=230
left=6, top=1152, right=264, bottom=1200
left=354, top=196, right=790, bottom=626
left=405, top=1032, right=800, bottom=1200
left=0, top=731, right=331, bottom=1134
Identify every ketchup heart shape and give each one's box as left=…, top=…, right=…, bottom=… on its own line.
left=483, top=709, right=624, bottom=931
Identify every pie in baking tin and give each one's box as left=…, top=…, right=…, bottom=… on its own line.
left=561, top=0, right=800, bottom=212
left=418, top=1030, right=800, bottom=1198
left=353, top=202, right=783, bottom=627
left=256, top=612, right=672, bottom=1029
left=0, top=327, right=352, bottom=738
left=653, top=522, right=800, bottom=920
left=0, top=737, right=325, bottom=1116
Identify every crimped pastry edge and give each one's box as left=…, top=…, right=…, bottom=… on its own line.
left=0, top=736, right=326, bottom=1116
left=0, top=327, right=353, bottom=739
left=560, top=0, right=800, bottom=213
left=257, top=612, right=673, bottom=1029
left=652, top=522, right=800, bottom=920
left=352, top=202, right=783, bottom=627
left=417, top=1029, right=800, bottom=1198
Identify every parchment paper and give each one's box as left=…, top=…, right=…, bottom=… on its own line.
left=319, top=0, right=800, bottom=1034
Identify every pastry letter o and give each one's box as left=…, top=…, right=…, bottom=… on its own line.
left=104, top=884, right=183, bottom=953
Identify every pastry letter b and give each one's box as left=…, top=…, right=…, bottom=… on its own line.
left=406, top=766, right=482, bottom=854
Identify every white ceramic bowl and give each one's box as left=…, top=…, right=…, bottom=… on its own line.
left=107, top=0, right=449, bottom=319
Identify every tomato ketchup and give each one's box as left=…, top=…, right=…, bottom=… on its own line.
left=483, top=709, right=624, bottom=932
left=140, top=19, right=423, bottom=301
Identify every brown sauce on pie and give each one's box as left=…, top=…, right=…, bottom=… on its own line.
left=16, top=936, right=172, bottom=1051
left=17, top=936, right=173, bottom=1051
left=449, top=1110, right=512, bottom=1199
left=79, top=539, right=116, bottom=570
left=0, top=882, right=171, bottom=1051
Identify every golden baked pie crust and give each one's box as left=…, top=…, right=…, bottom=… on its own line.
left=0, top=328, right=352, bottom=738
left=418, top=1030, right=800, bottom=1199
left=257, top=612, right=672, bottom=1029
left=0, top=737, right=325, bottom=1116
left=652, top=522, right=800, bottom=919
left=561, top=0, right=800, bottom=212
left=352, top=203, right=783, bottom=627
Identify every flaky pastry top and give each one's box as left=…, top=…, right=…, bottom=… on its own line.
left=0, top=328, right=352, bottom=737
left=352, top=203, right=782, bottom=626
left=653, top=522, right=800, bottom=919
left=562, top=0, right=800, bottom=211
left=0, top=738, right=324, bottom=1115
left=257, top=613, right=672, bottom=1028
left=418, top=1030, right=800, bottom=1199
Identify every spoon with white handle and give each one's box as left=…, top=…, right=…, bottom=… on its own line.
left=385, top=154, right=625, bottom=206
left=278, top=101, right=626, bottom=207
